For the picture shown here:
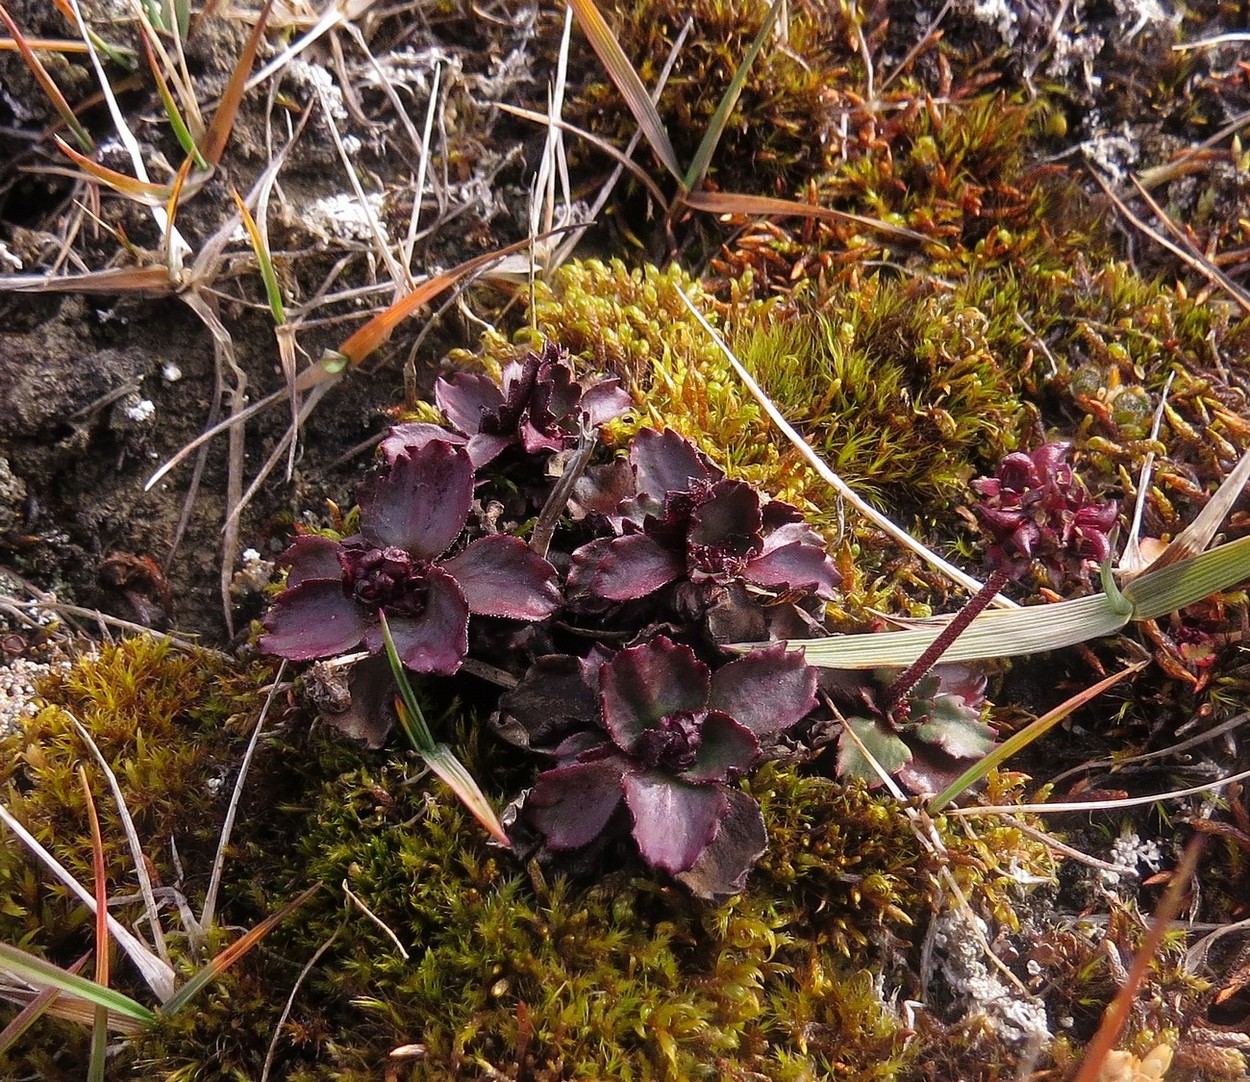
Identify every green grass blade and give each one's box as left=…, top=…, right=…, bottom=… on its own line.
left=1124, top=533, right=1250, bottom=621
left=378, top=611, right=436, bottom=750
left=927, top=662, right=1147, bottom=813
left=230, top=188, right=285, bottom=324
left=0, top=943, right=155, bottom=1027
left=0, top=952, right=89, bottom=1054
left=422, top=742, right=511, bottom=847
left=786, top=591, right=1132, bottom=669
left=683, top=0, right=783, bottom=191
left=567, top=0, right=683, bottom=184
left=142, top=29, right=208, bottom=169
left=161, top=884, right=321, bottom=1016
left=378, top=612, right=509, bottom=845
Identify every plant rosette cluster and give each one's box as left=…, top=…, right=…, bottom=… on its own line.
left=972, top=441, right=1118, bottom=589
left=259, top=425, right=563, bottom=674
left=499, top=636, right=818, bottom=899
left=434, top=339, right=632, bottom=467
left=254, top=341, right=853, bottom=895
left=567, top=427, right=841, bottom=641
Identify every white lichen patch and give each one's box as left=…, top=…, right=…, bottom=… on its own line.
left=285, top=59, right=348, bottom=121
left=957, top=0, right=1019, bottom=43
left=357, top=46, right=460, bottom=96
left=931, top=908, right=1051, bottom=1045
left=1078, top=118, right=1141, bottom=181
left=123, top=397, right=156, bottom=424
left=1100, top=828, right=1163, bottom=887
left=230, top=548, right=276, bottom=600
left=302, top=191, right=388, bottom=244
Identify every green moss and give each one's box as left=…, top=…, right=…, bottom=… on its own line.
left=562, top=0, right=864, bottom=196
left=0, top=633, right=1067, bottom=1078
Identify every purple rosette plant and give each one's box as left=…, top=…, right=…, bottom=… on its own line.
left=567, top=428, right=840, bottom=606
left=434, top=340, right=632, bottom=467
left=972, top=441, right=1118, bottom=587
left=260, top=430, right=561, bottom=674
left=501, top=636, right=818, bottom=897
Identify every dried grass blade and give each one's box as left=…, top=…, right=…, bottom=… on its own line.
left=200, top=0, right=274, bottom=166
left=567, top=0, right=683, bottom=183
left=55, top=137, right=173, bottom=204
left=70, top=713, right=170, bottom=966
left=1123, top=533, right=1250, bottom=621
left=0, top=266, right=175, bottom=294
left=494, top=102, right=669, bottom=208
left=683, top=0, right=783, bottom=191
left=785, top=590, right=1131, bottom=669
left=160, top=884, right=321, bottom=1017
left=0, top=36, right=90, bottom=52
left=77, top=765, right=109, bottom=1082
left=0, top=804, right=176, bottom=1000
left=1091, top=169, right=1250, bottom=317
left=681, top=189, right=930, bottom=244
left=1071, top=835, right=1204, bottom=1082
left=323, top=235, right=553, bottom=373
left=928, top=662, right=1148, bottom=813
left=675, top=285, right=1012, bottom=603
left=200, top=664, right=286, bottom=935
left=1130, top=444, right=1250, bottom=575
left=0, top=1, right=93, bottom=150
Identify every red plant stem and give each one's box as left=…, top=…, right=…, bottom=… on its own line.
left=883, top=566, right=1013, bottom=713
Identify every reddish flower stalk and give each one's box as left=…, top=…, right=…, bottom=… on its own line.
left=882, top=565, right=1012, bottom=715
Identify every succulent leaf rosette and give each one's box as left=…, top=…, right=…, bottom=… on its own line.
left=838, top=665, right=996, bottom=793
left=568, top=428, right=841, bottom=604
left=260, top=429, right=561, bottom=674
left=972, top=441, right=1118, bottom=586
left=434, top=341, right=632, bottom=467
left=503, top=636, right=818, bottom=897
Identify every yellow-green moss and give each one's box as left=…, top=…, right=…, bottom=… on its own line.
left=0, top=636, right=1066, bottom=1080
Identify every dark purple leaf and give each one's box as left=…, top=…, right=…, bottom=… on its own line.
left=896, top=745, right=971, bottom=797
left=280, top=534, right=345, bottom=587
left=675, top=787, right=767, bottom=900
left=569, top=458, right=637, bottom=523
left=440, top=535, right=561, bottom=619
left=707, top=643, right=817, bottom=736
left=623, top=771, right=726, bottom=873
left=761, top=499, right=804, bottom=531
left=683, top=712, right=758, bottom=782
left=687, top=481, right=763, bottom=563
left=358, top=439, right=473, bottom=558
left=743, top=536, right=841, bottom=600
left=378, top=422, right=467, bottom=465
left=526, top=758, right=626, bottom=850
left=498, top=655, right=601, bottom=748
left=362, top=566, right=469, bottom=673
left=464, top=433, right=514, bottom=470
left=259, top=579, right=369, bottom=660
left=567, top=534, right=684, bottom=602
left=434, top=371, right=502, bottom=437
left=579, top=379, right=632, bottom=427
left=629, top=428, right=720, bottom=503
left=599, top=636, right=709, bottom=752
